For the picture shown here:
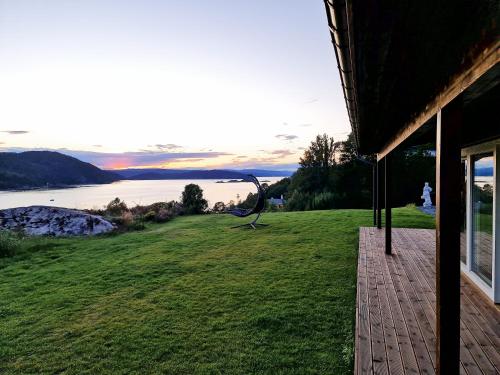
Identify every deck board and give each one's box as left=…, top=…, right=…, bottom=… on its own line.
left=356, top=228, right=500, bottom=375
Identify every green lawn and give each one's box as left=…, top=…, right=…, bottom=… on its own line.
left=0, top=208, right=434, bottom=375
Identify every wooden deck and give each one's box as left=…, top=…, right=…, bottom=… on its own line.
left=356, top=227, right=500, bottom=375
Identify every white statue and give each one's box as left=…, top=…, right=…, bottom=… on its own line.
left=421, top=182, right=433, bottom=207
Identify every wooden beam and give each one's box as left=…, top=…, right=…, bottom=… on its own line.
left=377, top=160, right=383, bottom=229
left=435, top=96, right=462, bottom=375
left=385, top=156, right=392, bottom=254
left=377, top=41, right=499, bottom=161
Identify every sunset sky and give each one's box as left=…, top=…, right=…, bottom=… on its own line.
left=0, top=0, right=349, bottom=170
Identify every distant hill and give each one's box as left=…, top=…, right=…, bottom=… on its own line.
left=110, top=168, right=293, bottom=180
left=0, top=151, right=120, bottom=190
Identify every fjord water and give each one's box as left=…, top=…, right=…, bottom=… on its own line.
left=0, top=178, right=283, bottom=210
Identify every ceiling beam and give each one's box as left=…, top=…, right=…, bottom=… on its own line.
left=377, top=40, right=500, bottom=161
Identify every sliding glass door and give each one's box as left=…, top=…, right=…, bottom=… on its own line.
left=471, top=153, right=494, bottom=286
left=460, top=159, right=467, bottom=264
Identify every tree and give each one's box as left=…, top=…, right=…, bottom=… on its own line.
left=212, top=201, right=226, bottom=213
left=299, top=133, right=337, bottom=168
left=239, top=192, right=257, bottom=209
left=265, top=178, right=290, bottom=199
left=181, top=184, right=208, bottom=214
left=295, top=134, right=338, bottom=193
left=268, top=132, right=436, bottom=211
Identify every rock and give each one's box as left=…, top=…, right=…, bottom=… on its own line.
left=0, top=206, right=115, bottom=236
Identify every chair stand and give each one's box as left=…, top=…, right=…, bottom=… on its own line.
left=231, top=212, right=268, bottom=229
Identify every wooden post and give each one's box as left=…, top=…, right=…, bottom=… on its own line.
left=373, top=164, right=377, bottom=226
left=377, top=160, right=383, bottom=229
left=436, top=96, right=462, bottom=375
left=385, top=155, right=392, bottom=254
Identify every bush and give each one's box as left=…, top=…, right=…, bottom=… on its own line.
left=121, top=211, right=134, bottom=226
left=181, top=184, right=208, bottom=215
left=0, top=230, right=22, bottom=257
left=155, top=208, right=171, bottom=223
left=110, top=211, right=145, bottom=232
left=94, top=198, right=184, bottom=231
left=143, top=210, right=156, bottom=222
left=212, top=201, right=226, bottom=213
left=106, top=197, right=128, bottom=216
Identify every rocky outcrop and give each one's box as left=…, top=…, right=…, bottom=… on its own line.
left=0, top=206, right=115, bottom=236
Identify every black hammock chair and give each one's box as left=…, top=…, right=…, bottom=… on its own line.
left=226, top=174, right=268, bottom=229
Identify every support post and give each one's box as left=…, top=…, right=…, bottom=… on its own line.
left=373, top=164, right=377, bottom=226
left=385, top=155, right=392, bottom=254
left=377, top=160, right=383, bottom=229
left=436, top=97, right=462, bottom=375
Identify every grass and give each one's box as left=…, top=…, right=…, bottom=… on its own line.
left=475, top=212, right=493, bottom=235
left=0, top=207, right=434, bottom=374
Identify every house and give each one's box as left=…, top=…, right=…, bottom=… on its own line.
left=324, top=1, right=499, bottom=374
left=268, top=195, right=286, bottom=208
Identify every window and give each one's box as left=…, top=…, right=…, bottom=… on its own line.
left=471, top=153, right=494, bottom=286
left=460, top=159, right=467, bottom=264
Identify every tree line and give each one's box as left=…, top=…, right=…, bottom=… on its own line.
left=240, top=132, right=435, bottom=211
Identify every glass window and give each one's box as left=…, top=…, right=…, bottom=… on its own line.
left=460, top=159, right=467, bottom=264
left=471, top=153, right=494, bottom=286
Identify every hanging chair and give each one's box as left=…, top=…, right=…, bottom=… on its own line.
left=226, top=174, right=268, bottom=229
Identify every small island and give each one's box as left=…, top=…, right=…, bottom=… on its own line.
left=215, top=179, right=245, bottom=183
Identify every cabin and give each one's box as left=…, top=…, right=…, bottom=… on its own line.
left=268, top=195, right=286, bottom=208
left=324, top=1, right=499, bottom=374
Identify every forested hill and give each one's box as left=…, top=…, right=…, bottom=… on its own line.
left=0, top=151, right=120, bottom=190
left=110, top=168, right=293, bottom=180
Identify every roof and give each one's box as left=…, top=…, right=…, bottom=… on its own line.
left=268, top=198, right=285, bottom=205
left=324, top=0, right=500, bottom=154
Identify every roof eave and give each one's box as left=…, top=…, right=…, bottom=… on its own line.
left=324, top=0, right=361, bottom=151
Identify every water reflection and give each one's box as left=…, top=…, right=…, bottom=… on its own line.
left=0, top=178, right=283, bottom=210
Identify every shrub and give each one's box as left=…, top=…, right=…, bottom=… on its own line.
left=0, top=230, right=22, bottom=257
left=99, top=198, right=184, bottom=231
left=106, top=197, right=128, bottom=216
left=155, top=208, right=171, bottom=223
left=143, top=210, right=156, bottom=222
left=121, top=211, right=134, bottom=226
left=109, top=210, right=144, bottom=232
left=212, top=201, right=226, bottom=213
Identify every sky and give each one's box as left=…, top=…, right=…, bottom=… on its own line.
left=0, top=0, right=350, bottom=170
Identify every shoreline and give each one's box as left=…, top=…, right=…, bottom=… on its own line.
left=1, top=177, right=278, bottom=192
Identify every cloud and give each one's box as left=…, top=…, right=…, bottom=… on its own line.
left=304, top=98, right=318, bottom=104
left=275, top=134, right=298, bottom=142
left=93, top=144, right=103, bottom=148
left=228, top=148, right=297, bottom=167
left=1, top=130, right=29, bottom=135
left=0, top=147, right=231, bottom=169
left=269, top=149, right=295, bottom=158
left=216, top=156, right=299, bottom=171
left=153, top=143, right=183, bottom=151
